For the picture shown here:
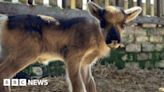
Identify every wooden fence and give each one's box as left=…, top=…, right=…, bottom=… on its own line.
left=0, top=0, right=164, bottom=25
left=1, top=0, right=164, bottom=17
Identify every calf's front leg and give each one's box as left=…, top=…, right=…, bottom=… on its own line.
left=66, top=53, right=87, bottom=92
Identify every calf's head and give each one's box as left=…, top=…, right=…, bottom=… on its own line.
left=88, top=2, right=142, bottom=48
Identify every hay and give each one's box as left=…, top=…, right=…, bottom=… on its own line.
left=12, top=64, right=164, bottom=92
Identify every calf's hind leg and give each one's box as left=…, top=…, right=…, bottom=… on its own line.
left=0, top=54, right=37, bottom=92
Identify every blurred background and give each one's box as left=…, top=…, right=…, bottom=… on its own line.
left=0, top=0, right=164, bottom=92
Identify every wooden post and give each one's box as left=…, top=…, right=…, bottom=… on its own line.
left=137, top=0, right=141, bottom=6
left=162, top=0, right=164, bottom=17
left=142, top=0, right=146, bottom=15
left=76, top=0, right=82, bottom=9
left=133, top=0, right=137, bottom=6
left=49, top=0, right=57, bottom=7
left=62, top=0, right=66, bottom=8
left=43, top=0, right=49, bottom=6
left=60, top=0, right=68, bottom=8
left=124, top=0, right=128, bottom=9
left=118, top=0, right=124, bottom=7
left=57, top=0, right=63, bottom=9
left=115, top=0, right=119, bottom=6
left=93, top=0, right=99, bottom=5
left=27, top=0, right=35, bottom=5
left=150, top=0, right=154, bottom=16
left=105, top=0, right=109, bottom=6
left=156, top=0, right=161, bottom=17
left=70, top=0, right=76, bottom=9
left=12, top=0, right=19, bottom=3
left=35, top=0, right=43, bottom=5
left=32, top=0, right=35, bottom=5
left=111, top=0, right=116, bottom=6
left=128, top=0, right=133, bottom=7
left=82, top=0, right=87, bottom=10
left=136, top=0, right=142, bottom=26
left=157, top=0, right=162, bottom=27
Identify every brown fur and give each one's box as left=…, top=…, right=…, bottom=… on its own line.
left=0, top=2, right=141, bottom=92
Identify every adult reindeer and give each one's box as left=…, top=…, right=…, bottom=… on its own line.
left=0, top=2, right=141, bottom=92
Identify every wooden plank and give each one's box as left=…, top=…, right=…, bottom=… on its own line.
left=133, top=16, right=164, bottom=25
left=93, top=0, right=99, bottom=5
left=150, top=0, right=154, bottom=16
left=35, top=0, right=43, bottom=5
left=49, top=0, right=57, bottom=6
left=162, top=0, right=164, bottom=16
left=156, top=0, right=161, bottom=17
left=0, top=2, right=164, bottom=25
left=12, top=0, right=18, bottom=3
left=57, top=0, right=63, bottom=8
left=76, top=0, right=82, bottom=9
left=115, top=0, right=119, bottom=6
left=146, top=0, right=150, bottom=15
left=43, top=0, right=49, bottom=6
left=82, top=0, right=87, bottom=10
left=133, top=0, right=137, bottom=6
left=70, top=0, right=76, bottom=9
left=142, top=0, right=146, bottom=15
left=124, top=0, right=128, bottom=9
left=118, top=0, right=124, bottom=7
left=62, top=0, right=67, bottom=8
left=128, top=0, right=133, bottom=7
left=97, top=0, right=104, bottom=7
left=111, top=0, right=116, bottom=6
left=105, top=0, right=109, bottom=6
left=137, top=0, right=141, bottom=6
left=157, top=0, right=163, bottom=17
left=27, top=0, right=34, bottom=5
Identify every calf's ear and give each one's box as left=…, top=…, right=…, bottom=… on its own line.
left=87, top=2, right=104, bottom=20
left=124, top=7, right=142, bottom=23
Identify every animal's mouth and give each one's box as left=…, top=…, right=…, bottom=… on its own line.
left=107, top=40, right=120, bottom=49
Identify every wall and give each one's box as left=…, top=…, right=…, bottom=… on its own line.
left=101, top=26, right=164, bottom=69
left=26, top=26, right=164, bottom=77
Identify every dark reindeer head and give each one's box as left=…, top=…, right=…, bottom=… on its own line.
left=88, top=2, right=142, bottom=49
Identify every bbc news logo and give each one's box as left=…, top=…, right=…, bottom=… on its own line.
left=3, top=79, right=48, bottom=86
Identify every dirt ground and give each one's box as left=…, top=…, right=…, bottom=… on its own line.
left=11, top=64, right=164, bottom=92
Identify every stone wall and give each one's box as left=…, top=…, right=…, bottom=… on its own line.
left=101, top=26, right=164, bottom=69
